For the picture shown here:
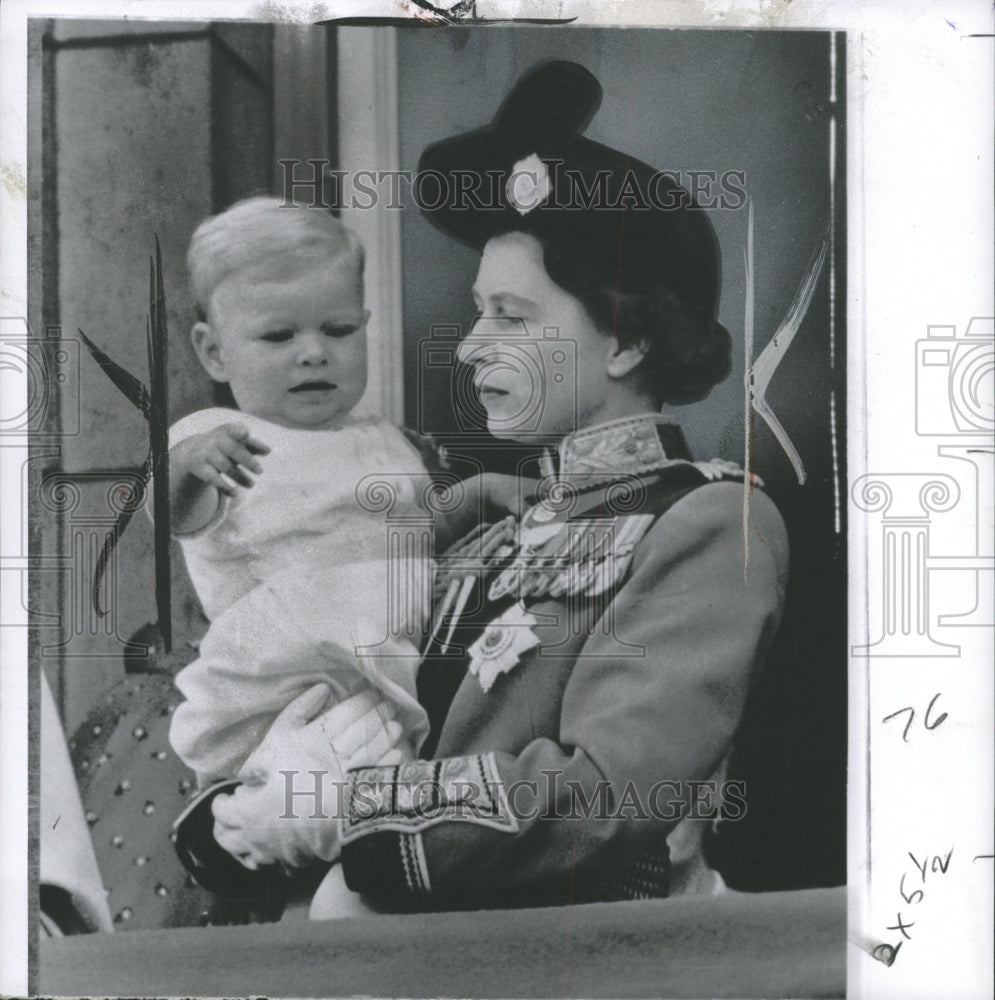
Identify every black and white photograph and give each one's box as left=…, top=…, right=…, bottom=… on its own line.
left=0, top=2, right=991, bottom=999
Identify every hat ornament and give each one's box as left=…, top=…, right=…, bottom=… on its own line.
left=506, top=153, right=551, bottom=215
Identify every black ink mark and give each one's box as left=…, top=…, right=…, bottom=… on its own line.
left=932, top=849, right=953, bottom=874
left=149, top=237, right=172, bottom=654
left=317, top=1, right=577, bottom=28
left=908, top=851, right=928, bottom=881
left=412, top=0, right=476, bottom=19
left=52, top=814, right=60, bottom=830
left=882, top=693, right=947, bottom=741
left=872, top=942, right=902, bottom=966
left=882, top=705, right=915, bottom=742
left=77, top=237, right=171, bottom=651
left=923, top=692, right=948, bottom=730
left=877, top=848, right=954, bottom=964
left=899, top=872, right=923, bottom=905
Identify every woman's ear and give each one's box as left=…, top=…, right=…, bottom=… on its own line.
left=191, top=322, right=228, bottom=382
left=604, top=336, right=648, bottom=379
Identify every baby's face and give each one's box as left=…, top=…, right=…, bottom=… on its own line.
left=199, top=261, right=368, bottom=430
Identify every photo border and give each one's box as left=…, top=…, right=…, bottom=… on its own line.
left=1, top=2, right=992, bottom=998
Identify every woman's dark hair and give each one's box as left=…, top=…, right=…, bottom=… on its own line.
left=539, top=238, right=732, bottom=405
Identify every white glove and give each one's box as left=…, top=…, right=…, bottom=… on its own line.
left=211, top=684, right=410, bottom=870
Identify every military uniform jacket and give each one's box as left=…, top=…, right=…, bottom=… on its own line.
left=340, top=414, right=789, bottom=910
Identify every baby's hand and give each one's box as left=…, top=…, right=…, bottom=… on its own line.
left=169, top=423, right=271, bottom=534
left=175, top=423, right=270, bottom=496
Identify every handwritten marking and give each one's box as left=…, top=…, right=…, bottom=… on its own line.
left=898, top=872, right=923, bottom=905
left=848, top=930, right=900, bottom=966
left=875, top=848, right=954, bottom=964
left=872, top=942, right=902, bottom=966
left=886, top=913, right=915, bottom=940
left=882, top=692, right=948, bottom=742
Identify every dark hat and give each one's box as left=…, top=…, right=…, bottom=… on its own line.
left=418, top=60, right=722, bottom=319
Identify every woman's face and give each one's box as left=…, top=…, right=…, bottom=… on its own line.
left=457, top=232, right=617, bottom=443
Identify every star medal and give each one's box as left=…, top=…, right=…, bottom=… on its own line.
left=468, top=602, right=541, bottom=692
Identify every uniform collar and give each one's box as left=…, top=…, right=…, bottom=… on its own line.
left=540, top=413, right=694, bottom=483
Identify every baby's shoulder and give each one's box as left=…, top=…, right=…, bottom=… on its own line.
left=337, top=418, right=433, bottom=469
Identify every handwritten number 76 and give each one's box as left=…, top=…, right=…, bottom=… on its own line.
left=882, top=693, right=948, bottom=742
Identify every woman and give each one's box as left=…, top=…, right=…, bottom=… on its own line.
left=190, top=60, right=788, bottom=913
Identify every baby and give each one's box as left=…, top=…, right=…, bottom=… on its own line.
left=168, top=197, right=433, bottom=786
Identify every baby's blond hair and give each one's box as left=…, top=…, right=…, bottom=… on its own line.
left=187, top=196, right=364, bottom=318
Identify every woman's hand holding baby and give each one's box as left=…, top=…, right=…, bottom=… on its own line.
left=170, top=423, right=270, bottom=534
left=211, top=684, right=412, bottom=870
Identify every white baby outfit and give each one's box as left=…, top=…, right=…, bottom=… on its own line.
left=168, top=408, right=431, bottom=784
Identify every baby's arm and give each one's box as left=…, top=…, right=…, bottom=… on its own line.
left=169, top=422, right=270, bottom=535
